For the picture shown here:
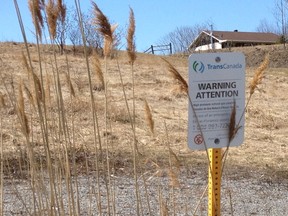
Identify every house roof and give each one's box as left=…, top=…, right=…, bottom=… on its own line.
left=189, top=30, right=279, bottom=49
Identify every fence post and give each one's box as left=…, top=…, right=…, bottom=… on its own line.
left=169, top=43, right=172, bottom=54
left=151, top=45, right=154, bottom=54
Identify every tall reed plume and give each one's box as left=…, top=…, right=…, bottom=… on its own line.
left=92, top=2, right=117, bottom=57
left=127, top=7, right=136, bottom=65
left=249, top=55, right=269, bottom=96
left=57, top=0, right=66, bottom=24
left=144, top=99, right=154, bottom=135
left=46, top=0, right=59, bottom=40
left=162, top=58, right=188, bottom=94
left=28, top=0, right=44, bottom=39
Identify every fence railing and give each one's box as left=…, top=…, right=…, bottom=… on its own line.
left=144, top=43, right=172, bottom=55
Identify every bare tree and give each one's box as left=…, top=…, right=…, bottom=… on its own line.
left=256, top=19, right=279, bottom=34
left=158, top=23, right=211, bottom=54
left=66, top=8, right=103, bottom=55
left=274, top=0, right=288, bottom=47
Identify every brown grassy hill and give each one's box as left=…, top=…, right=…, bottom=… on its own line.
left=0, top=42, right=287, bottom=180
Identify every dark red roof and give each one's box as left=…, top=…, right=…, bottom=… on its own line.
left=208, top=30, right=279, bottom=43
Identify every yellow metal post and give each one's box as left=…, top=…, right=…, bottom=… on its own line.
left=208, top=148, right=222, bottom=216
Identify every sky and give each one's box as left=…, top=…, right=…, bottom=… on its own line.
left=1, top=1, right=276, bottom=52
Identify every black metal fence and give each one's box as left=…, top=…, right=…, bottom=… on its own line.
left=144, top=43, right=172, bottom=55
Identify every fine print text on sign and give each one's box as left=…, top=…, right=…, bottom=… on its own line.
left=188, top=52, right=245, bottom=150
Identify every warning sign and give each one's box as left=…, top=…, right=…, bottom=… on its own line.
left=188, top=52, right=245, bottom=150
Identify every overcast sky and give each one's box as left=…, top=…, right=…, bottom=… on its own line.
left=1, top=0, right=276, bottom=51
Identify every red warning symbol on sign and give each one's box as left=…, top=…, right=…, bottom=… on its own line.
left=194, top=134, right=203, bottom=145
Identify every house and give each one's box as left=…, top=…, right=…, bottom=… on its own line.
left=188, top=30, right=279, bottom=51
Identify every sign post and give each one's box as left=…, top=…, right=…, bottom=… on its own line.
left=208, top=148, right=222, bottom=216
left=188, top=52, right=245, bottom=216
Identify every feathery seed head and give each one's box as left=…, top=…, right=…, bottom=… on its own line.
left=28, top=0, right=44, bottom=39
left=46, top=0, right=59, bottom=40
left=144, top=99, right=154, bottom=135
left=249, top=55, right=269, bottom=95
left=127, top=7, right=136, bottom=64
left=92, top=2, right=116, bottom=57
left=57, top=0, right=66, bottom=24
left=162, top=58, right=188, bottom=94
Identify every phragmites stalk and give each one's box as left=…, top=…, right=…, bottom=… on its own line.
left=228, top=99, right=236, bottom=143
left=32, top=72, right=43, bottom=102
left=127, top=7, right=136, bottom=64
left=65, top=73, right=75, bottom=97
left=24, top=85, right=35, bottom=108
left=0, top=93, right=5, bottom=110
left=21, top=52, right=32, bottom=77
left=57, top=0, right=66, bottom=24
left=168, top=169, right=180, bottom=187
left=144, top=99, right=154, bottom=135
left=46, top=0, right=59, bottom=40
left=17, top=81, right=30, bottom=136
left=28, top=0, right=44, bottom=39
left=92, top=2, right=116, bottom=57
left=249, top=55, right=269, bottom=96
left=91, top=51, right=105, bottom=90
left=162, top=58, right=188, bottom=94
left=21, top=53, right=42, bottom=102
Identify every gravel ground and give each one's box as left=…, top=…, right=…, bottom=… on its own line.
left=3, top=169, right=288, bottom=216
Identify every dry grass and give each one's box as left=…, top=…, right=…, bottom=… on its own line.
left=0, top=40, right=288, bottom=214
left=1, top=2, right=288, bottom=215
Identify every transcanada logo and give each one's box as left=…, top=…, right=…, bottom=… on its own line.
left=192, top=61, right=205, bottom=73
left=207, top=63, right=242, bottom=70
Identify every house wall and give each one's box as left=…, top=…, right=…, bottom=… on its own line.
left=195, top=42, right=222, bottom=51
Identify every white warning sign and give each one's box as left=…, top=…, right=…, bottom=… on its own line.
left=188, top=52, right=245, bottom=150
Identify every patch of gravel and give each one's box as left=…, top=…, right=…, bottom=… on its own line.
left=3, top=170, right=288, bottom=215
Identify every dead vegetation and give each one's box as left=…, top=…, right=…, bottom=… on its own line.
left=0, top=1, right=287, bottom=215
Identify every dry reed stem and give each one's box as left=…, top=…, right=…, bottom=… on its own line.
left=160, top=196, right=169, bottom=216
left=144, top=99, right=154, bottom=135
left=169, top=148, right=180, bottom=169
left=249, top=55, right=269, bottom=96
left=127, top=7, right=136, bottom=64
left=45, top=75, right=52, bottom=107
left=17, top=81, right=30, bottom=136
left=28, top=0, right=44, bottom=39
left=32, top=71, right=43, bottom=103
left=65, top=73, right=75, bottom=97
left=22, top=52, right=31, bottom=74
left=228, top=99, right=237, bottom=143
left=46, top=0, right=59, bottom=40
left=0, top=93, right=5, bottom=109
left=162, top=58, right=188, bottom=94
left=24, top=85, right=35, bottom=108
left=91, top=51, right=105, bottom=90
left=168, top=169, right=180, bottom=188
